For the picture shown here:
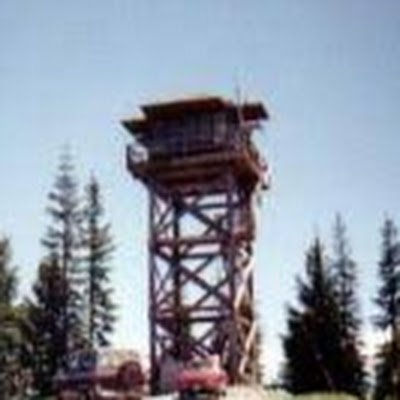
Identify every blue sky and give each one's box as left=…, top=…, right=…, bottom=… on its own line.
left=1, top=0, right=400, bottom=382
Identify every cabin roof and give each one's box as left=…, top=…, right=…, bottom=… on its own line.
left=122, top=96, right=268, bottom=135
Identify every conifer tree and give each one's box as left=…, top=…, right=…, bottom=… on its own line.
left=0, top=237, right=23, bottom=397
left=330, top=214, right=365, bottom=396
left=41, top=150, right=84, bottom=358
left=26, top=257, right=67, bottom=395
left=82, top=176, right=115, bottom=348
left=374, top=217, right=400, bottom=399
left=282, top=238, right=344, bottom=394
left=331, top=215, right=360, bottom=336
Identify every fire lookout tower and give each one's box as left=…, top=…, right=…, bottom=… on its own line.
left=123, top=96, right=269, bottom=392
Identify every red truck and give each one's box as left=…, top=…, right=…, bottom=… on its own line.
left=176, top=356, right=228, bottom=400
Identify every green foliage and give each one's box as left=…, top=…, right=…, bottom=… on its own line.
left=373, top=218, right=400, bottom=400
left=331, top=215, right=361, bottom=337
left=375, top=218, right=400, bottom=332
left=24, top=150, right=87, bottom=395
left=283, top=238, right=339, bottom=393
left=26, top=257, right=68, bottom=395
left=283, top=237, right=364, bottom=396
left=41, top=150, right=84, bottom=354
left=25, top=152, right=118, bottom=394
left=0, top=237, right=29, bottom=398
left=329, top=215, right=365, bottom=396
left=82, top=176, right=116, bottom=348
left=0, top=238, right=17, bottom=305
left=374, top=338, right=400, bottom=400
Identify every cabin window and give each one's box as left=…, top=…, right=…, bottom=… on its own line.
left=142, top=111, right=245, bottom=158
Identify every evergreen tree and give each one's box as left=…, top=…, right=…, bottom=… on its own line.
left=82, top=176, right=115, bottom=348
left=0, top=237, right=24, bottom=398
left=41, top=150, right=84, bottom=359
left=374, top=217, right=400, bottom=399
left=26, top=257, right=68, bottom=395
left=330, top=214, right=365, bottom=395
left=282, top=238, right=345, bottom=394
left=331, top=214, right=361, bottom=336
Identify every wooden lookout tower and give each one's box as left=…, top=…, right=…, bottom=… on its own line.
left=123, top=96, right=269, bottom=392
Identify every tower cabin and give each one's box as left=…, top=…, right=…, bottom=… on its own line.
left=123, top=96, right=268, bottom=194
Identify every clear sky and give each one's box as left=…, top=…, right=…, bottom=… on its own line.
left=1, top=0, right=400, bottom=382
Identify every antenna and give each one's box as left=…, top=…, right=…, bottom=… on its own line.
left=234, top=80, right=242, bottom=106
left=234, top=81, right=244, bottom=127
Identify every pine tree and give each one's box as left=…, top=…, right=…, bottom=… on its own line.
left=282, top=237, right=344, bottom=394
left=82, top=176, right=115, bottom=348
left=330, top=214, right=365, bottom=396
left=26, top=257, right=68, bottom=395
left=41, top=150, right=84, bottom=359
left=331, top=215, right=360, bottom=336
left=0, top=237, right=23, bottom=397
left=374, top=217, right=400, bottom=400
left=0, top=237, right=17, bottom=305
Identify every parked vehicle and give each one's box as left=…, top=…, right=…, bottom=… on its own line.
left=54, top=349, right=145, bottom=400
left=176, top=356, right=227, bottom=400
